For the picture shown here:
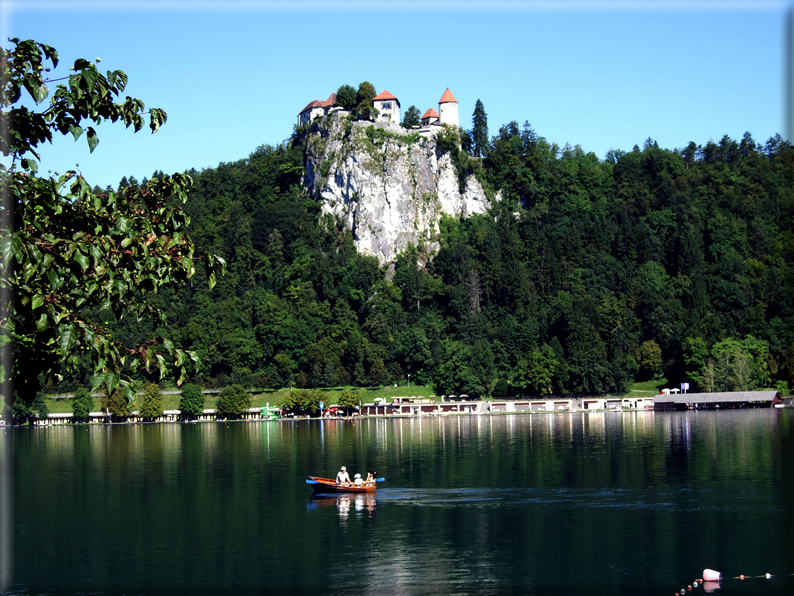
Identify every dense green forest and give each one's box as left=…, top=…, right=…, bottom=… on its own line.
left=59, top=117, right=794, bottom=400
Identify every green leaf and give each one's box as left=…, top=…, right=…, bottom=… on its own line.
left=149, top=108, right=167, bottom=133
left=58, top=324, right=76, bottom=354
left=90, top=244, right=103, bottom=265
left=31, top=295, right=44, bottom=310
left=74, top=248, right=90, bottom=271
left=82, top=67, right=99, bottom=90
left=47, top=269, right=61, bottom=291
left=116, top=217, right=129, bottom=233
left=36, top=313, right=49, bottom=332
left=20, top=158, right=39, bottom=173
left=83, top=325, right=95, bottom=346
left=24, top=79, right=49, bottom=104
left=90, top=372, right=107, bottom=393
left=86, top=127, right=99, bottom=153
left=69, top=124, right=83, bottom=141
left=155, top=354, right=166, bottom=378
left=120, top=380, right=137, bottom=406
left=142, top=347, right=150, bottom=373
left=40, top=42, right=59, bottom=67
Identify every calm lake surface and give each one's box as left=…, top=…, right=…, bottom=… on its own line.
left=3, top=409, right=793, bottom=595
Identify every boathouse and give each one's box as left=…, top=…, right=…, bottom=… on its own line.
left=653, top=390, right=781, bottom=411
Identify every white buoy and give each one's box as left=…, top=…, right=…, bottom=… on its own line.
left=766, top=573, right=771, bottom=579
left=702, top=569, right=722, bottom=582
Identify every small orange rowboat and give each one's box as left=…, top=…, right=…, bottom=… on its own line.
left=306, top=476, right=381, bottom=493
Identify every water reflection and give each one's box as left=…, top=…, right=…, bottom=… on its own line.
left=8, top=410, right=794, bottom=595
left=307, top=493, right=378, bottom=521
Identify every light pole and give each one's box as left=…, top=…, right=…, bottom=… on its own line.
left=407, top=374, right=410, bottom=387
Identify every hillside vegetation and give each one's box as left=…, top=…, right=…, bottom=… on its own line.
left=59, top=121, right=794, bottom=401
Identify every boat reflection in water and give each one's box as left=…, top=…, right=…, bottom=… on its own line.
left=308, top=493, right=378, bottom=519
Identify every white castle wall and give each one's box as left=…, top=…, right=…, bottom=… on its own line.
left=439, top=101, right=458, bottom=127
left=374, top=99, right=400, bottom=124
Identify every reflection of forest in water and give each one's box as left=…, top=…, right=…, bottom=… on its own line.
left=8, top=410, right=794, bottom=595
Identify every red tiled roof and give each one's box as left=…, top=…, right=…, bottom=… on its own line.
left=374, top=90, right=398, bottom=101
left=299, top=93, right=338, bottom=115
left=299, top=99, right=323, bottom=115
left=321, top=93, right=337, bottom=107
left=438, top=88, right=457, bottom=103
left=422, top=108, right=439, bottom=119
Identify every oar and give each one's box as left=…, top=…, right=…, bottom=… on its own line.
left=376, top=478, right=385, bottom=482
left=306, top=479, right=319, bottom=485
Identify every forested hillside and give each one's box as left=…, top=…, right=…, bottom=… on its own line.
left=65, top=121, right=794, bottom=399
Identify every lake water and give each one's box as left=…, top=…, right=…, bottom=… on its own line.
left=3, top=409, right=793, bottom=595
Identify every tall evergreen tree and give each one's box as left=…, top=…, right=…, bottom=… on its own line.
left=471, top=99, right=489, bottom=158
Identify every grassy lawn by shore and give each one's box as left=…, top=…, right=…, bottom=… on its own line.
left=41, top=383, right=436, bottom=414
left=627, top=378, right=668, bottom=397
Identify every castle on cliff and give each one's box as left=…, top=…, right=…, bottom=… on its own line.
left=298, top=88, right=459, bottom=131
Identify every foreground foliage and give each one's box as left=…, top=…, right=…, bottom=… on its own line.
left=0, top=39, right=225, bottom=406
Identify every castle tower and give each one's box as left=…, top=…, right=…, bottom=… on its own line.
left=438, top=88, right=458, bottom=128
left=373, top=90, right=401, bottom=124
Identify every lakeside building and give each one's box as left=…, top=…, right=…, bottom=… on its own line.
left=27, top=391, right=786, bottom=425
left=653, top=390, right=781, bottom=411
left=359, top=395, right=656, bottom=416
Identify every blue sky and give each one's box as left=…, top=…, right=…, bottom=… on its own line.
left=2, top=1, right=790, bottom=189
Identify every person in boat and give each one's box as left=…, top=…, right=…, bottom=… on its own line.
left=336, top=466, right=351, bottom=486
left=354, top=473, right=364, bottom=487
left=365, top=471, right=377, bottom=485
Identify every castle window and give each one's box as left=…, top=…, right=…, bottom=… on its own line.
left=382, top=102, right=391, bottom=109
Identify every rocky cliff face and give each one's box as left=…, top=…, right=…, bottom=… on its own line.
left=303, top=115, right=491, bottom=265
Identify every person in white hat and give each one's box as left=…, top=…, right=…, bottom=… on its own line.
left=336, top=466, right=351, bottom=486
left=353, top=473, right=364, bottom=486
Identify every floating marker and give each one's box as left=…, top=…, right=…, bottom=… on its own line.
left=740, top=575, right=745, bottom=580
left=766, top=573, right=771, bottom=579
left=702, top=569, right=722, bottom=582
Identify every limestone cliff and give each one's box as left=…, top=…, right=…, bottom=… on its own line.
left=303, top=115, right=491, bottom=265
